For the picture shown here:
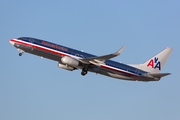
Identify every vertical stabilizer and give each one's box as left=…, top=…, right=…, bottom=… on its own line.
left=129, top=48, right=173, bottom=73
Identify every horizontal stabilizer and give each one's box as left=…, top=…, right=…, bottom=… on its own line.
left=148, top=73, right=171, bottom=78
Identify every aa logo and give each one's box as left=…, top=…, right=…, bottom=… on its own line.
left=147, top=57, right=161, bottom=70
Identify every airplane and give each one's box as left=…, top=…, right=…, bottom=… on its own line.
left=10, top=37, right=173, bottom=82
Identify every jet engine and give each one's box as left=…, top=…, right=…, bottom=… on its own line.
left=61, top=56, right=79, bottom=67
left=58, top=63, right=75, bottom=71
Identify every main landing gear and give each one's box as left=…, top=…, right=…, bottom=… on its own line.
left=81, top=68, right=88, bottom=76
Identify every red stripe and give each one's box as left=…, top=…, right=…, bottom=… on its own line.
left=10, top=39, right=70, bottom=57
left=100, top=64, right=138, bottom=78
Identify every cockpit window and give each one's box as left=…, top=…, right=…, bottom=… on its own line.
left=17, top=37, right=25, bottom=40
left=17, top=37, right=39, bottom=43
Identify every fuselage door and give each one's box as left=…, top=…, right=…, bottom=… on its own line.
left=30, top=38, right=34, bottom=43
left=135, top=69, right=139, bottom=75
left=29, top=38, right=34, bottom=51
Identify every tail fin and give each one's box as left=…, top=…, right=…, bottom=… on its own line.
left=129, top=48, right=173, bottom=73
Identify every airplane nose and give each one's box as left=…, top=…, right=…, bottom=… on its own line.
left=9, top=40, right=15, bottom=46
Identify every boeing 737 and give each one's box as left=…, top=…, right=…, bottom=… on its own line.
left=10, top=37, right=173, bottom=82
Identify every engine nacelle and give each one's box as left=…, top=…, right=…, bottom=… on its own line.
left=58, top=63, right=75, bottom=71
left=61, top=56, right=79, bottom=67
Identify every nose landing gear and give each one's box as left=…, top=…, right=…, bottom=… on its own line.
left=19, top=53, right=23, bottom=56
left=17, top=48, right=24, bottom=56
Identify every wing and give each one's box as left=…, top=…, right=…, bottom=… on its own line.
left=80, top=46, right=126, bottom=65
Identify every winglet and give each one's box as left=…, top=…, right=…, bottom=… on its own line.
left=114, top=46, right=126, bottom=55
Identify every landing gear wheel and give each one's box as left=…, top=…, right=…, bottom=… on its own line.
left=19, top=53, right=22, bottom=56
left=81, top=68, right=88, bottom=76
left=81, top=71, right=87, bottom=76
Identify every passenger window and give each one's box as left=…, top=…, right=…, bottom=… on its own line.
left=35, top=40, right=38, bottom=44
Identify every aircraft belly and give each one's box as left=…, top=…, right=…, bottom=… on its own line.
left=15, top=43, right=62, bottom=62
left=88, top=67, right=134, bottom=80
left=14, top=43, right=32, bottom=52
left=107, top=72, right=134, bottom=80
left=30, top=47, right=62, bottom=61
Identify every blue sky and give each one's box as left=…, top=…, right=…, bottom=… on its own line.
left=1, top=0, right=180, bottom=120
